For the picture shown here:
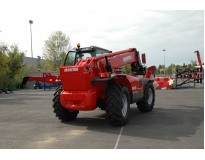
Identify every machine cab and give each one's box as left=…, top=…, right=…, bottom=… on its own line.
left=64, top=43, right=111, bottom=66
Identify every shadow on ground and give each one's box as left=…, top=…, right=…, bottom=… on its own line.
left=62, top=104, right=204, bottom=142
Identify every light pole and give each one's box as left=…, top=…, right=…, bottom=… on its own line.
left=162, top=49, right=166, bottom=75
left=29, top=20, right=34, bottom=72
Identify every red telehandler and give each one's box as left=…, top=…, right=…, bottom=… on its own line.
left=52, top=44, right=156, bottom=126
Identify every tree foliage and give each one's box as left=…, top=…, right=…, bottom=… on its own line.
left=122, top=64, right=131, bottom=74
left=0, top=42, right=10, bottom=88
left=0, top=42, right=9, bottom=76
left=42, top=31, right=72, bottom=71
left=122, top=60, right=201, bottom=76
left=0, top=42, right=26, bottom=89
left=155, top=59, right=201, bottom=76
left=7, top=44, right=25, bottom=79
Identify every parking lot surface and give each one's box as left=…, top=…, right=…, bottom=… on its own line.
left=0, top=88, right=204, bottom=149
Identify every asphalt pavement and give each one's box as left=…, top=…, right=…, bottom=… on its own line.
left=0, top=88, right=204, bottom=149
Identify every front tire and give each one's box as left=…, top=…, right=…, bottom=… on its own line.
left=106, top=84, right=130, bottom=126
left=52, top=89, right=79, bottom=121
left=137, top=82, right=155, bottom=112
left=53, top=85, right=62, bottom=102
left=55, top=85, right=62, bottom=91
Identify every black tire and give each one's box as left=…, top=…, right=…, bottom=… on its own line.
left=34, top=87, right=37, bottom=89
left=105, top=84, right=130, bottom=126
left=54, top=85, right=62, bottom=96
left=137, top=82, right=155, bottom=112
left=52, top=90, right=79, bottom=121
left=55, top=85, right=62, bottom=91
left=53, top=86, right=62, bottom=102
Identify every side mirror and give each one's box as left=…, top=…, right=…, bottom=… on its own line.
left=141, top=53, right=146, bottom=64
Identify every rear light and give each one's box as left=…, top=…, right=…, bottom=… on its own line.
left=141, top=53, right=146, bottom=64
left=99, top=72, right=110, bottom=78
left=56, top=75, right=61, bottom=83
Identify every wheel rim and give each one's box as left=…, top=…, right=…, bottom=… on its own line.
left=147, top=88, right=153, bottom=105
left=122, top=94, right=128, bottom=117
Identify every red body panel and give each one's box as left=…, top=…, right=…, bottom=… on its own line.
left=60, top=58, right=97, bottom=91
left=144, top=65, right=156, bottom=78
left=113, top=75, right=144, bottom=92
left=28, top=76, right=44, bottom=82
left=60, top=88, right=97, bottom=110
left=43, top=73, right=59, bottom=84
left=154, top=77, right=172, bottom=89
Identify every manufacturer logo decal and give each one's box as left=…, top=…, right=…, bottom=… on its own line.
left=64, top=68, right=78, bottom=72
left=123, top=55, right=132, bottom=62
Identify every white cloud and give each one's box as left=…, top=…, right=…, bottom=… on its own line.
left=0, top=2, right=204, bottom=68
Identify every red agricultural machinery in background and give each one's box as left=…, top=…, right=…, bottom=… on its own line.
left=153, top=50, right=204, bottom=89
left=52, top=44, right=156, bottom=126
left=174, top=50, right=204, bottom=88
left=20, top=73, right=60, bottom=90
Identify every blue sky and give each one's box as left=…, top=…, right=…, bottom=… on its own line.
left=0, top=0, right=204, bottom=68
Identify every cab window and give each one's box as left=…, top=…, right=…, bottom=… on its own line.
left=76, top=53, right=92, bottom=61
left=95, top=48, right=109, bottom=56
left=64, top=51, right=75, bottom=65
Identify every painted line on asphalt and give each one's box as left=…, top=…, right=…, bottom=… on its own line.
left=114, top=126, right=124, bottom=149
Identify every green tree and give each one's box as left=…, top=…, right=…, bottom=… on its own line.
left=7, top=44, right=25, bottom=79
left=17, top=64, right=32, bottom=87
left=35, top=61, right=42, bottom=71
left=190, top=60, right=197, bottom=66
left=0, top=42, right=10, bottom=88
left=157, top=65, right=163, bottom=74
left=122, top=64, right=131, bottom=74
left=6, top=44, right=25, bottom=88
left=189, top=60, right=198, bottom=68
left=41, top=59, right=54, bottom=71
left=42, top=31, right=72, bottom=71
left=0, top=42, right=9, bottom=75
left=34, top=56, right=43, bottom=71
left=166, top=63, right=175, bottom=75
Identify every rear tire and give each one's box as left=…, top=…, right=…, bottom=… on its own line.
left=105, top=84, right=130, bottom=126
left=137, top=82, right=155, bottom=112
left=52, top=88, right=79, bottom=121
